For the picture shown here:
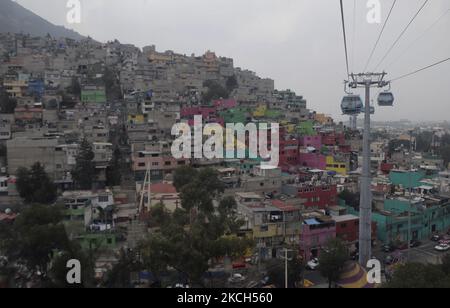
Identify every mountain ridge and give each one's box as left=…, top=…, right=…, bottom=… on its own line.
left=0, top=0, right=85, bottom=40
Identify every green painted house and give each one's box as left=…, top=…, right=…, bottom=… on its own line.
left=81, top=85, right=107, bottom=104
left=372, top=196, right=450, bottom=244
left=389, top=170, right=427, bottom=189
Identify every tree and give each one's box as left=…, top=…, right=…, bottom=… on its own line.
left=173, top=166, right=199, bottom=192
left=338, top=190, right=359, bottom=209
left=319, top=238, right=349, bottom=288
left=106, top=147, right=122, bottom=187
left=388, top=139, right=411, bottom=156
left=202, top=80, right=229, bottom=103
left=7, top=205, right=70, bottom=280
left=266, top=254, right=304, bottom=288
left=104, top=249, right=140, bottom=288
left=72, top=139, right=96, bottom=190
left=176, top=167, right=224, bottom=215
left=384, top=263, right=450, bottom=288
left=0, top=87, right=17, bottom=114
left=68, top=77, right=81, bottom=97
left=415, top=131, right=433, bottom=153
left=226, top=75, right=238, bottom=93
left=440, top=145, right=450, bottom=166
left=47, top=244, right=95, bottom=288
left=16, top=162, right=57, bottom=204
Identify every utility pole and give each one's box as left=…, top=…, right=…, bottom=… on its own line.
left=281, top=248, right=293, bottom=289
left=407, top=130, right=414, bottom=261
left=347, top=72, right=389, bottom=266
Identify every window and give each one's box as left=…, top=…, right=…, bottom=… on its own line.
left=98, top=195, right=109, bottom=203
left=152, top=162, right=158, bottom=166
left=138, top=163, right=146, bottom=167
left=165, top=161, right=171, bottom=166
left=341, top=223, right=347, bottom=228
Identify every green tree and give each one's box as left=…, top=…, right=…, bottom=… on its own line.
left=202, top=80, right=229, bottom=103
left=440, top=145, right=450, bottom=166
left=319, top=238, right=349, bottom=288
left=266, top=254, right=304, bottom=288
left=16, top=162, right=57, bottom=204
left=384, top=263, right=450, bottom=288
left=226, top=75, right=238, bottom=93
left=104, top=249, right=140, bottom=288
left=72, top=139, right=96, bottom=190
left=67, top=77, right=81, bottom=97
left=338, top=190, right=359, bottom=209
left=0, top=87, right=17, bottom=114
left=415, top=131, right=433, bottom=153
left=173, top=166, right=199, bottom=192
left=47, top=244, right=95, bottom=288
left=106, top=147, right=122, bottom=187
left=10, top=205, right=70, bottom=278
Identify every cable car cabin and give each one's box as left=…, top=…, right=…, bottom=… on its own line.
left=378, top=92, right=394, bottom=107
left=341, top=95, right=363, bottom=115
left=370, top=106, right=375, bottom=115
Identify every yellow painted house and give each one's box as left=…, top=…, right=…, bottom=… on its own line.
left=326, top=156, right=348, bottom=175
left=253, top=105, right=267, bottom=118
left=127, top=114, right=145, bottom=124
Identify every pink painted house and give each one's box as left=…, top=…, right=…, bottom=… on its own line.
left=181, top=106, right=216, bottom=119
left=214, top=99, right=237, bottom=110
left=299, top=135, right=322, bottom=150
left=299, top=217, right=336, bottom=261
left=298, top=152, right=326, bottom=170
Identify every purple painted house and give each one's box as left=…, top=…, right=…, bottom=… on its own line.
left=299, top=216, right=336, bottom=261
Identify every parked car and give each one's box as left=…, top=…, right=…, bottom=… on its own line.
left=383, top=244, right=395, bottom=253
left=306, top=258, right=319, bottom=270
left=228, top=273, right=246, bottom=284
left=431, top=235, right=441, bottom=242
left=434, top=244, right=450, bottom=252
left=410, top=240, right=422, bottom=248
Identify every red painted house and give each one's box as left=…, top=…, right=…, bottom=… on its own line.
left=279, top=139, right=300, bottom=167
left=333, top=214, right=378, bottom=244
left=297, top=183, right=338, bottom=210
left=321, top=132, right=345, bottom=147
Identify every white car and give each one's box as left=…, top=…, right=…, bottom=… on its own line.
left=434, top=244, right=450, bottom=252
left=228, top=273, right=246, bottom=284
left=306, top=258, right=319, bottom=270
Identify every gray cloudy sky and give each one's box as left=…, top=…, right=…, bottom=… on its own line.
left=16, top=0, right=450, bottom=122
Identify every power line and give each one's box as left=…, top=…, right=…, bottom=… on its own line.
left=390, top=57, right=450, bottom=82
left=340, top=0, right=350, bottom=77
left=351, top=0, right=357, bottom=72
left=363, top=0, right=397, bottom=72
left=373, top=0, right=430, bottom=72
left=386, top=8, right=450, bottom=69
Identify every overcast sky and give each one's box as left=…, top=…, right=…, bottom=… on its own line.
left=15, top=0, right=450, bottom=122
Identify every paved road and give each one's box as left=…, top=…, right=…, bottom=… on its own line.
left=373, top=240, right=448, bottom=266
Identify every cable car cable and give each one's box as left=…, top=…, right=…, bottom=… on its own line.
left=352, top=0, right=357, bottom=72
left=390, top=57, right=450, bottom=82
left=363, top=0, right=397, bottom=72
left=340, top=0, right=350, bottom=77
left=373, top=0, right=430, bottom=72
left=385, top=8, right=450, bottom=69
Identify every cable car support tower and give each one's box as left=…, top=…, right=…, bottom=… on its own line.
left=346, top=72, right=390, bottom=266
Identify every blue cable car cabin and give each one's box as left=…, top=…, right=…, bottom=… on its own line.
left=378, top=92, right=394, bottom=107
left=341, top=95, right=363, bottom=115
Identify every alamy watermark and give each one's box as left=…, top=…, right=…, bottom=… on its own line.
left=66, top=259, right=81, bottom=284
left=171, top=116, right=280, bottom=167
left=66, top=0, right=81, bottom=24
